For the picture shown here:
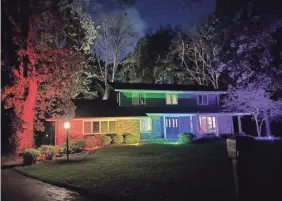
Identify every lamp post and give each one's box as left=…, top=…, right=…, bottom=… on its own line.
left=64, top=121, right=70, bottom=161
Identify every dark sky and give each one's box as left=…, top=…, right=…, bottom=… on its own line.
left=92, top=0, right=216, bottom=36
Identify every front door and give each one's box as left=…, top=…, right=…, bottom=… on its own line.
left=165, top=117, right=179, bottom=139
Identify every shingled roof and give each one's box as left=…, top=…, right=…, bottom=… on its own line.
left=108, top=82, right=220, bottom=92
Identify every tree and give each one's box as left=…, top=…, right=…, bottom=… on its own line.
left=1, top=0, right=98, bottom=152
left=95, top=12, right=137, bottom=97
left=119, top=25, right=183, bottom=84
left=175, top=21, right=224, bottom=89
left=222, top=82, right=282, bottom=137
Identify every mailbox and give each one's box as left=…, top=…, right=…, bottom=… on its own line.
left=226, top=135, right=254, bottom=160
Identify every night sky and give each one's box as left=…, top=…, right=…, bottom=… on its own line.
left=92, top=0, right=216, bottom=36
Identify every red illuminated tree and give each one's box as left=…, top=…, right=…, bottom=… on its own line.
left=2, top=0, right=97, bottom=152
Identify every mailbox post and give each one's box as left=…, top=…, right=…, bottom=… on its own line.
left=226, top=135, right=254, bottom=200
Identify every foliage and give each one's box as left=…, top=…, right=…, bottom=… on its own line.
left=178, top=133, right=194, bottom=144
left=222, top=83, right=282, bottom=136
left=119, top=25, right=183, bottom=84
left=94, top=11, right=137, bottom=96
left=39, top=145, right=57, bottom=160
left=101, top=136, right=112, bottom=146
left=175, top=21, right=223, bottom=89
left=55, top=145, right=65, bottom=154
left=1, top=0, right=98, bottom=151
left=147, top=138, right=170, bottom=144
left=124, top=135, right=139, bottom=144
left=22, top=148, right=41, bottom=165
left=66, top=140, right=86, bottom=153
left=113, top=135, right=124, bottom=144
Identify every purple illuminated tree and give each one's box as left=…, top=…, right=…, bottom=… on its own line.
left=222, top=82, right=282, bottom=137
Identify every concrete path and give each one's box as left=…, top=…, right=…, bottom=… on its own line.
left=1, top=169, right=93, bottom=201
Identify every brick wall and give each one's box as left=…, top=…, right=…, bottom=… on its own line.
left=56, top=119, right=84, bottom=145
left=116, top=119, right=140, bottom=138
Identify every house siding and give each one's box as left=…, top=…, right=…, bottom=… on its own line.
left=55, top=118, right=142, bottom=149
left=119, top=91, right=219, bottom=110
left=179, top=116, right=192, bottom=133
left=218, top=116, right=233, bottom=134
left=56, top=119, right=84, bottom=146
left=116, top=119, right=140, bottom=138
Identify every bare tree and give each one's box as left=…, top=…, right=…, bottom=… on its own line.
left=95, top=12, right=137, bottom=97
left=176, top=25, right=224, bottom=89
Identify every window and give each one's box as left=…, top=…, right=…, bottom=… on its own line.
left=166, top=94, right=178, bottom=105
left=109, top=121, right=116, bottom=133
left=83, top=122, right=91, bottom=134
left=197, top=95, right=208, bottom=105
left=83, top=120, right=116, bottom=134
left=101, top=121, right=108, bottom=133
left=92, top=122, right=100, bottom=133
left=200, top=117, right=217, bottom=133
left=140, top=118, right=152, bottom=132
left=132, top=92, right=146, bottom=105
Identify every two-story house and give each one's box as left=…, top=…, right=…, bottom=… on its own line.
left=49, top=82, right=247, bottom=149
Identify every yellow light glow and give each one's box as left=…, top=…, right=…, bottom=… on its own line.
left=64, top=121, right=70, bottom=129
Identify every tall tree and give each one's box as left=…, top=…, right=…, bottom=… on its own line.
left=1, top=0, right=97, bottom=152
left=95, top=12, right=137, bottom=98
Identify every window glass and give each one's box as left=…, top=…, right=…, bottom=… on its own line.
left=92, top=122, right=100, bottom=133
left=101, top=121, right=108, bottom=133
left=203, top=95, right=208, bottom=104
left=175, top=118, right=178, bottom=127
left=140, top=118, right=152, bottom=132
left=109, top=121, right=116, bottom=133
left=83, top=122, right=91, bottom=134
left=172, top=94, right=178, bottom=104
left=132, top=92, right=139, bottom=105
left=166, top=94, right=171, bottom=104
left=172, top=119, right=175, bottom=127
left=139, top=93, right=145, bottom=104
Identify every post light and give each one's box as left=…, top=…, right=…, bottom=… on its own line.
left=64, top=121, right=70, bottom=161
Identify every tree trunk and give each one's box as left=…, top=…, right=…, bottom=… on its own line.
left=16, top=78, right=38, bottom=152
left=254, top=117, right=261, bottom=137
left=263, top=110, right=271, bottom=136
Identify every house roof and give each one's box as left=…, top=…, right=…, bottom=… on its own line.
left=108, top=82, right=223, bottom=92
left=72, top=99, right=222, bottom=118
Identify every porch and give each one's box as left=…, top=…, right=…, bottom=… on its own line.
left=146, top=113, right=245, bottom=140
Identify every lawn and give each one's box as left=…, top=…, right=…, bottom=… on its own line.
left=16, top=141, right=236, bottom=201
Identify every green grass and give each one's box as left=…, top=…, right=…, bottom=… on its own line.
left=17, top=142, right=236, bottom=201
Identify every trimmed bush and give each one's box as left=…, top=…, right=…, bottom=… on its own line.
left=39, top=145, right=56, bottom=160
left=55, top=145, right=65, bottom=154
left=101, top=136, right=112, bottom=145
left=124, top=135, right=139, bottom=144
left=113, top=135, right=124, bottom=144
left=22, top=148, right=41, bottom=166
left=67, top=140, right=86, bottom=153
left=105, top=133, right=117, bottom=139
left=178, top=133, right=194, bottom=144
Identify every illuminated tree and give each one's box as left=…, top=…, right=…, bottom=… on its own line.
left=95, top=12, right=137, bottom=98
left=222, top=81, right=282, bottom=137
left=1, top=0, right=97, bottom=152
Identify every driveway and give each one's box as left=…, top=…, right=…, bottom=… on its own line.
left=1, top=169, right=93, bottom=201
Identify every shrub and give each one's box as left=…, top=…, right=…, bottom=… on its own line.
left=22, top=148, right=41, bottom=166
left=55, top=145, right=65, bottom=154
left=105, top=133, right=117, bottom=139
left=124, top=135, right=139, bottom=144
left=113, top=135, right=124, bottom=144
left=178, top=133, right=194, bottom=144
left=39, top=145, right=56, bottom=160
left=101, top=136, right=112, bottom=145
left=67, top=140, right=86, bottom=153
left=147, top=138, right=169, bottom=144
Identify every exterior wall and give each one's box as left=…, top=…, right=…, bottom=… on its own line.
left=152, top=116, right=164, bottom=139
left=55, top=119, right=84, bottom=146
left=119, top=91, right=219, bottom=109
left=179, top=116, right=192, bottom=133
left=116, top=119, right=140, bottom=138
left=217, top=116, right=233, bottom=134
left=192, top=116, right=200, bottom=134
left=55, top=117, right=142, bottom=149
